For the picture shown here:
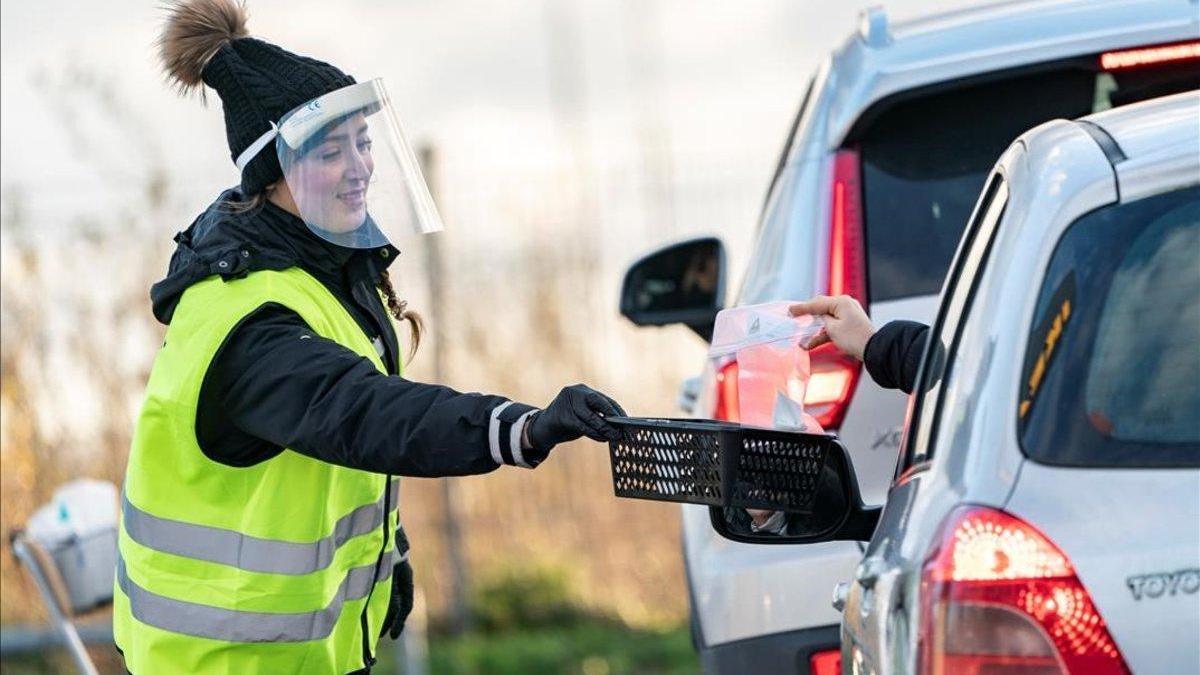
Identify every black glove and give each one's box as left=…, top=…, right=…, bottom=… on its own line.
left=526, top=384, right=626, bottom=452
left=386, top=559, right=414, bottom=639
left=381, top=527, right=415, bottom=639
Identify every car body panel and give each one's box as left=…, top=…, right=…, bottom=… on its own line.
left=1100, top=91, right=1200, bottom=201
left=841, top=92, right=1200, bottom=674
left=816, top=0, right=1200, bottom=158
left=681, top=503, right=858, bottom=645
left=1004, top=463, right=1200, bottom=674
left=745, top=0, right=1199, bottom=306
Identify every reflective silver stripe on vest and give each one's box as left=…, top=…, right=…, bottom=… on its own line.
left=117, top=550, right=394, bottom=643
left=122, top=481, right=398, bottom=576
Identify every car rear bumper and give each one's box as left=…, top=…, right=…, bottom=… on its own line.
left=699, top=625, right=841, bottom=675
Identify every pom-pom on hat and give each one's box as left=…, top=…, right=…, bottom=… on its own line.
left=158, top=0, right=355, bottom=195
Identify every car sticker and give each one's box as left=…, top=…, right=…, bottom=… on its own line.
left=1019, top=271, right=1076, bottom=423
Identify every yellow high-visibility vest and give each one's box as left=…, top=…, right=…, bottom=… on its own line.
left=115, top=267, right=399, bottom=674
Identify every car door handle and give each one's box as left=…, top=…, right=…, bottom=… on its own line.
left=854, top=558, right=886, bottom=590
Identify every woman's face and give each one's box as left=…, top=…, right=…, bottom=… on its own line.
left=284, top=112, right=375, bottom=234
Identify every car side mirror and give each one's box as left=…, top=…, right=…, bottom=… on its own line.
left=619, top=237, right=726, bottom=342
left=709, top=439, right=881, bottom=544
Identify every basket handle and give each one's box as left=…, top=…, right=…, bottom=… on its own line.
left=717, top=428, right=742, bottom=508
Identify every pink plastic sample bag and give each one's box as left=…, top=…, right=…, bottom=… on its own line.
left=707, top=302, right=825, bottom=432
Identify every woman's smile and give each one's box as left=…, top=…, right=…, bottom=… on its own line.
left=337, top=186, right=366, bottom=210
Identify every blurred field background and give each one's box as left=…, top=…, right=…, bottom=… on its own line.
left=1, top=0, right=977, bottom=671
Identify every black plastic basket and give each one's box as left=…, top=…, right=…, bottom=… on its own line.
left=606, top=417, right=833, bottom=513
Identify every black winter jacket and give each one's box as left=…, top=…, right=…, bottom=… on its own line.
left=149, top=189, right=542, bottom=648
left=152, top=190, right=543, bottom=474
left=862, top=320, right=930, bottom=394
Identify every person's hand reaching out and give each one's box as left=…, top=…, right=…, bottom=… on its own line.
left=526, top=384, right=626, bottom=451
left=788, top=295, right=875, bottom=361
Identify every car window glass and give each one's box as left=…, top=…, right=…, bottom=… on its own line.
left=1020, top=186, right=1200, bottom=467
left=902, top=176, right=1009, bottom=472
left=762, top=77, right=815, bottom=211
left=860, top=60, right=1199, bottom=303
left=1085, top=209, right=1198, bottom=442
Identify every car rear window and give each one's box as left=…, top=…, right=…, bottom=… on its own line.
left=859, top=59, right=1200, bottom=303
left=1019, top=185, right=1200, bottom=468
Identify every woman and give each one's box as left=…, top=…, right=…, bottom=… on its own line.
left=115, top=2, right=625, bottom=672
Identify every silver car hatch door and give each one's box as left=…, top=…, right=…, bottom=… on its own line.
left=1006, top=463, right=1200, bottom=674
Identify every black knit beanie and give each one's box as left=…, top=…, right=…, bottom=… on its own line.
left=159, top=0, right=356, bottom=195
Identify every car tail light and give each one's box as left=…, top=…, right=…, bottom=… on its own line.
left=810, top=648, right=842, bottom=675
left=828, top=150, right=867, bottom=301
left=919, top=506, right=1130, bottom=675
left=1100, top=40, right=1200, bottom=70
left=713, top=360, right=740, bottom=422
left=711, top=150, right=866, bottom=429
left=807, top=149, right=867, bottom=429
left=804, top=343, right=861, bottom=428
left=712, top=351, right=855, bottom=428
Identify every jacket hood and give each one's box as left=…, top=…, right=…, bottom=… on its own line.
left=150, top=189, right=397, bottom=324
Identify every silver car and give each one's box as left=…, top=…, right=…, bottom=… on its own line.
left=620, top=1, right=1199, bottom=671
left=714, top=90, right=1200, bottom=674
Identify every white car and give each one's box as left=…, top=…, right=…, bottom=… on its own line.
left=619, top=1, right=1200, bottom=671
left=712, top=89, right=1200, bottom=675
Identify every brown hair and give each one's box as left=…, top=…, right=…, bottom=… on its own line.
left=225, top=188, right=423, bottom=363
left=223, top=191, right=266, bottom=213
left=376, top=270, right=423, bottom=363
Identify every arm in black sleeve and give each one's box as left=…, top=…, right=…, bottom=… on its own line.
left=198, top=304, right=541, bottom=476
left=862, top=320, right=930, bottom=394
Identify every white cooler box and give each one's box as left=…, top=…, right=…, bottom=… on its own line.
left=25, top=479, right=119, bottom=613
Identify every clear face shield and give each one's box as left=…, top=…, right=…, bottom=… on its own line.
left=237, top=79, right=443, bottom=248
